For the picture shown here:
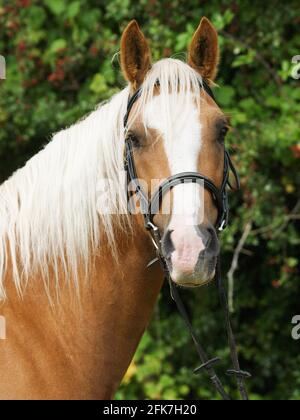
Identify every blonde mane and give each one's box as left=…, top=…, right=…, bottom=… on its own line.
left=0, top=58, right=203, bottom=299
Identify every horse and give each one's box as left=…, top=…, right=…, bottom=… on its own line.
left=0, top=17, right=235, bottom=399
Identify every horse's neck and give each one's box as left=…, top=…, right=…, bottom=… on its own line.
left=0, top=222, right=164, bottom=399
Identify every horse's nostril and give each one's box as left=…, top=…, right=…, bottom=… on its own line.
left=161, top=229, right=175, bottom=259
left=196, top=225, right=220, bottom=258
left=196, top=225, right=211, bottom=248
left=206, top=227, right=220, bottom=258
left=206, top=227, right=215, bottom=246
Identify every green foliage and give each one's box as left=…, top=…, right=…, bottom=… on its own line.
left=0, top=0, right=300, bottom=400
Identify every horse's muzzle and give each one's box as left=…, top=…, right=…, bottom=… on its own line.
left=161, top=224, right=219, bottom=287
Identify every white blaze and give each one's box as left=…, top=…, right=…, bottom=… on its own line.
left=145, top=93, right=204, bottom=227
left=145, top=93, right=206, bottom=281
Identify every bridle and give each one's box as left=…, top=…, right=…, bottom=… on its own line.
left=123, top=79, right=251, bottom=400
left=124, top=80, right=239, bottom=233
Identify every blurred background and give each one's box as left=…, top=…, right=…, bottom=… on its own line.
left=0, top=0, right=300, bottom=400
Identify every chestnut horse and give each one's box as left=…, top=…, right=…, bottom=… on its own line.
left=0, top=18, right=230, bottom=399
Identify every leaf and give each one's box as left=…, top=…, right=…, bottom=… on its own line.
left=174, top=23, right=194, bottom=51
left=67, top=1, right=81, bottom=19
left=43, top=0, right=66, bottom=16
left=25, top=6, right=47, bottom=29
left=216, top=85, right=235, bottom=106
left=212, top=10, right=234, bottom=30
left=89, top=74, right=108, bottom=94
left=286, top=257, right=298, bottom=268
left=232, top=50, right=256, bottom=67
left=49, top=39, right=67, bottom=54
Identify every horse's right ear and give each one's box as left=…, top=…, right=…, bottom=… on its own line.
left=120, top=20, right=151, bottom=90
left=188, top=17, right=219, bottom=82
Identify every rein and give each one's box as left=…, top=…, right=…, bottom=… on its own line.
left=123, top=79, right=251, bottom=400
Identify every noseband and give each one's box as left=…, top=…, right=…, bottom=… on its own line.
left=123, top=79, right=251, bottom=400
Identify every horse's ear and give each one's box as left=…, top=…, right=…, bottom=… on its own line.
left=188, top=17, right=219, bottom=82
left=120, top=20, right=151, bottom=89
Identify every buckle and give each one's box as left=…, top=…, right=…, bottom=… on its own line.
left=218, top=220, right=226, bottom=232
left=147, top=257, right=160, bottom=268
left=145, top=221, right=159, bottom=232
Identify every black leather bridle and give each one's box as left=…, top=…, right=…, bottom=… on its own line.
left=123, top=79, right=251, bottom=400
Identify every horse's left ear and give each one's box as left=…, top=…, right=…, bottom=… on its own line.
left=188, top=17, right=219, bottom=82
left=120, top=20, right=151, bottom=89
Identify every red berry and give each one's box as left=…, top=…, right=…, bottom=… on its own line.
left=271, top=280, right=281, bottom=288
left=290, top=145, right=300, bottom=159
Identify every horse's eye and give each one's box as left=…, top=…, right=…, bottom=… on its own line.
left=127, top=134, right=140, bottom=148
left=219, top=126, right=229, bottom=143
